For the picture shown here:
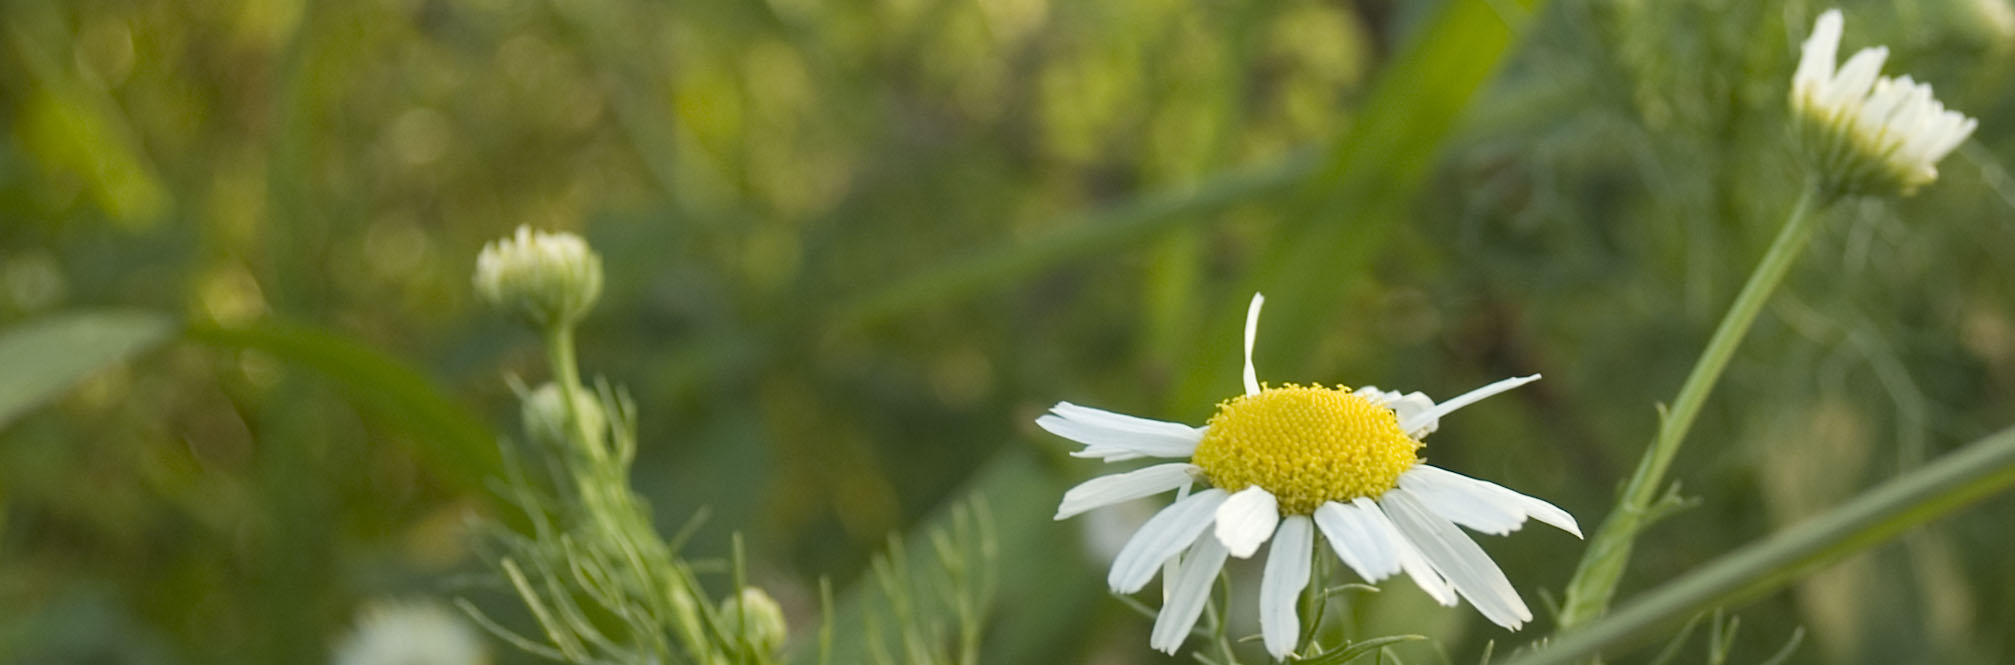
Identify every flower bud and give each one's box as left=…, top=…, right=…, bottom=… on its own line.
left=1791, top=9, right=1976, bottom=197
left=473, top=226, right=603, bottom=329
left=521, top=381, right=604, bottom=451
left=718, top=587, right=788, bottom=656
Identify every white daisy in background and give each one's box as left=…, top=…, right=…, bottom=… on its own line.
left=332, top=598, right=488, bottom=665
left=1791, top=8, right=1976, bottom=196
left=1040, top=294, right=1580, bottom=658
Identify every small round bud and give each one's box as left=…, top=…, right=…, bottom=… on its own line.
left=473, top=226, right=603, bottom=329
left=718, top=587, right=788, bottom=656
left=521, top=382, right=604, bottom=451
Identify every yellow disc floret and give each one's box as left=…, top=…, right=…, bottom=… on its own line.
left=1191, top=385, right=1422, bottom=515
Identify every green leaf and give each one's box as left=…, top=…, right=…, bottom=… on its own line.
left=0, top=309, right=174, bottom=429
left=186, top=319, right=502, bottom=499
left=1299, top=634, right=1429, bottom=665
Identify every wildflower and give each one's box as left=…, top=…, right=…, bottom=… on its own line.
left=473, top=226, right=604, bottom=329
left=1791, top=8, right=1977, bottom=196
left=1040, top=295, right=1580, bottom=658
left=332, top=599, right=487, bottom=665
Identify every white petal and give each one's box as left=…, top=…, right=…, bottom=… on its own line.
left=1055, top=463, right=1200, bottom=520
left=1379, top=489, right=1533, bottom=630
left=1108, top=489, right=1228, bottom=593
left=1149, top=533, right=1229, bottom=654
left=1352, top=497, right=1457, bottom=606
left=1214, top=486, right=1281, bottom=558
left=1821, top=46, right=1889, bottom=113
left=1313, top=501, right=1395, bottom=582
left=1037, top=402, right=1204, bottom=461
left=1355, top=386, right=1439, bottom=436
left=1260, top=516, right=1314, bottom=658
left=1399, top=469, right=1526, bottom=536
left=1243, top=293, right=1265, bottom=396
left=1399, top=375, right=1540, bottom=436
left=1404, top=466, right=1582, bottom=538
left=1794, top=9, right=1843, bottom=99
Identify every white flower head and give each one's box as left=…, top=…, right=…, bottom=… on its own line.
left=333, top=598, right=487, bottom=665
left=1040, top=294, right=1580, bottom=658
left=473, top=226, right=604, bottom=329
left=1792, top=8, right=1977, bottom=196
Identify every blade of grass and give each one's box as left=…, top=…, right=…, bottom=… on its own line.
left=0, top=309, right=174, bottom=429
left=1176, top=0, right=1546, bottom=408
left=832, top=148, right=1322, bottom=329
left=186, top=319, right=502, bottom=499
left=1500, top=425, right=2015, bottom=665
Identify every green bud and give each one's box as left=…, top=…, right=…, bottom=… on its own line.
left=520, top=382, right=604, bottom=451
left=718, top=587, right=788, bottom=656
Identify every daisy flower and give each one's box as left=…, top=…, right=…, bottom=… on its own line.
left=1040, top=294, right=1580, bottom=658
left=1791, top=8, right=1976, bottom=196
left=332, top=598, right=487, bottom=665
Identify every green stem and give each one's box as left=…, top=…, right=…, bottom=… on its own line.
left=1558, top=185, right=1829, bottom=629
left=1509, top=426, right=2015, bottom=665
left=543, top=325, right=604, bottom=463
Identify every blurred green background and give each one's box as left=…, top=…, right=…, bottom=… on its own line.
left=4, top=0, right=2015, bottom=663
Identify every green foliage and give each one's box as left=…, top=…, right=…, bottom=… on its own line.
left=5, top=0, right=2015, bottom=663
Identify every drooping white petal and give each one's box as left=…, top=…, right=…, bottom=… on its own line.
left=1243, top=293, right=1265, bottom=396
left=1402, top=466, right=1582, bottom=538
left=1793, top=9, right=1843, bottom=101
left=1313, top=501, right=1395, bottom=582
left=1355, top=386, right=1440, bottom=437
left=1399, top=375, right=1540, bottom=436
left=1108, top=489, right=1229, bottom=593
left=1055, top=463, right=1200, bottom=520
left=1215, top=486, right=1281, bottom=558
left=1379, top=489, right=1534, bottom=630
left=1149, top=533, right=1230, bottom=654
left=1259, top=516, right=1314, bottom=659
left=1038, top=402, right=1204, bottom=461
left=1398, top=470, right=1527, bottom=536
left=1352, top=497, right=1457, bottom=606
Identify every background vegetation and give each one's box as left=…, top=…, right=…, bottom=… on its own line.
left=4, top=0, right=2015, bottom=663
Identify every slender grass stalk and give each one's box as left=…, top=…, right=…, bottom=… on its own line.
left=1509, top=426, right=2015, bottom=665
left=1558, top=185, right=1830, bottom=629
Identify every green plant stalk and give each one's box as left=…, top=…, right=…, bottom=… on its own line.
left=1508, top=426, right=2015, bottom=665
left=1558, top=185, right=1826, bottom=629
left=541, top=323, right=722, bottom=665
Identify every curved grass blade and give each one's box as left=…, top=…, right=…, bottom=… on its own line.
left=0, top=309, right=174, bottom=429
left=1507, top=426, right=2015, bottom=665
left=187, top=319, right=502, bottom=499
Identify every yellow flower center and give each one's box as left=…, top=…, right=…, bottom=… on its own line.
left=1190, top=385, right=1421, bottom=515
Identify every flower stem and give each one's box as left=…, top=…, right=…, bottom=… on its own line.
left=1557, top=185, right=1829, bottom=630
left=543, top=324, right=604, bottom=463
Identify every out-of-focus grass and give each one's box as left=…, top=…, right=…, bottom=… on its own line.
left=2, top=0, right=2014, bottom=663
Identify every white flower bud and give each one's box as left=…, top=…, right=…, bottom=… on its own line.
left=1791, top=9, right=1977, bottom=197
left=521, top=381, right=604, bottom=451
left=718, top=587, right=788, bottom=656
left=473, top=226, right=603, bottom=329
left=332, top=599, right=486, bottom=665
